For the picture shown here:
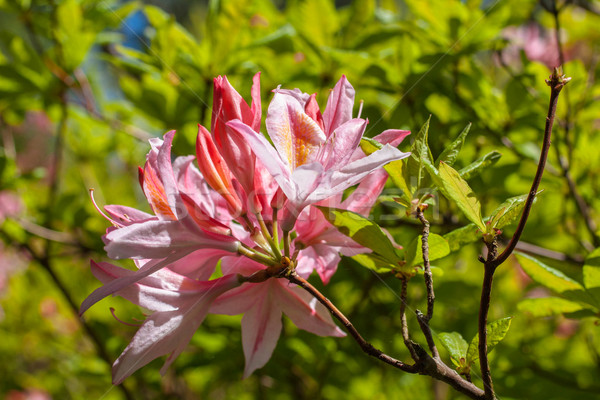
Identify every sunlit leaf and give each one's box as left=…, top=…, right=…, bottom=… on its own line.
left=432, top=162, right=485, bottom=231
left=518, top=297, right=589, bottom=318
left=466, top=317, right=512, bottom=366
left=435, top=123, right=471, bottom=167
left=404, top=233, right=450, bottom=267
left=583, top=248, right=600, bottom=306
left=438, top=332, right=468, bottom=367
left=406, top=116, right=434, bottom=193
left=459, top=151, right=502, bottom=180
left=317, top=207, right=402, bottom=263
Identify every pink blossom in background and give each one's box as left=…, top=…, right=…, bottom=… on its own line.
left=501, top=23, right=573, bottom=69
left=0, top=191, right=23, bottom=220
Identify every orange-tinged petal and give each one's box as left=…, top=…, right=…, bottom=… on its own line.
left=266, top=91, right=325, bottom=170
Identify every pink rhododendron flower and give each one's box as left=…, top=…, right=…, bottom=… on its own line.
left=226, top=76, right=410, bottom=230
left=83, top=73, right=408, bottom=383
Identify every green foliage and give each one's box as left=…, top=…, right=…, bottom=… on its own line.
left=516, top=252, right=600, bottom=318
left=437, top=331, right=469, bottom=368
left=430, top=161, right=486, bottom=231
left=1, top=0, right=600, bottom=398
left=317, top=207, right=402, bottom=264
left=465, top=317, right=512, bottom=367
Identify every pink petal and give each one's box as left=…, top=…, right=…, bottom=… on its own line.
left=103, top=220, right=238, bottom=260
left=167, top=249, right=233, bottom=281
left=276, top=281, right=345, bottom=337
left=250, top=72, right=262, bottom=132
left=104, top=205, right=154, bottom=225
left=373, top=129, right=411, bottom=147
left=295, top=245, right=341, bottom=284
left=319, top=118, right=367, bottom=170
left=322, top=144, right=409, bottom=201
left=322, top=75, right=355, bottom=137
left=80, top=253, right=191, bottom=315
left=226, top=120, right=294, bottom=198
left=340, top=169, right=388, bottom=216
left=265, top=90, right=326, bottom=169
left=112, top=310, right=190, bottom=384
left=241, top=284, right=283, bottom=378
left=156, top=130, right=184, bottom=219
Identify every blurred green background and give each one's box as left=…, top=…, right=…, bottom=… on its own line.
left=1, top=0, right=599, bottom=398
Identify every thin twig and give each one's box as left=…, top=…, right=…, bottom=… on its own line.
left=400, top=278, right=419, bottom=360
left=416, top=208, right=435, bottom=322
left=550, top=2, right=600, bottom=247
left=415, top=207, right=439, bottom=358
left=287, top=271, right=416, bottom=372
left=286, top=271, right=487, bottom=399
left=490, top=69, right=570, bottom=269
left=477, top=69, right=570, bottom=400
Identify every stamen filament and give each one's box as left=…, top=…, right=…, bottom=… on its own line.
left=283, top=230, right=291, bottom=258
left=238, top=243, right=278, bottom=267
left=256, top=212, right=282, bottom=260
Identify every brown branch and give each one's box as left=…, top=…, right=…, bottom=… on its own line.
left=476, top=69, right=570, bottom=400
left=550, top=2, right=600, bottom=247
left=415, top=207, right=439, bottom=359
left=400, top=278, right=419, bottom=360
left=285, top=271, right=487, bottom=400
left=489, top=69, right=570, bottom=269
left=479, top=240, right=498, bottom=400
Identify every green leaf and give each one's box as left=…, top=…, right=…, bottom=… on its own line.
left=360, top=137, right=411, bottom=206
left=518, top=297, right=589, bottom=318
left=466, top=317, right=512, bottom=366
left=443, top=223, right=480, bottom=252
left=491, top=191, right=542, bottom=230
left=515, top=253, right=585, bottom=294
left=406, top=117, right=434, bottom=192
left=351, top=253, right=394, bottom=274
left=435, top=162, right=486, bottom=231
left=583, top=248, right=600, bottom=305
left=435, top=123, right=471, bottom=167
left=317, top=207, right=402, bottom=263
left=438, top=332, right=468, bottom=367
left=404, top=233, right=450, bottom=267
left=459, top=151, right=502, bottom=180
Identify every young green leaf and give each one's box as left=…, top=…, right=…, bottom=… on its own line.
left=490, top=191, right=542, bottom=230
left=317, top=207, right=402, bottom=263
left=434, top=162, right=486, bottom=231
left=438, top=332, right=469, bottom=367
left=435, top=123, right=471, bottom=167
left=404, top=233, right=450, bottom=267
left=406, top=116, right=434, bottom=192
left=518, top=297, right=590, bottom=318
left=459, top=151, right=502, bottom=180
left=466, top=317, right=512, bottom=366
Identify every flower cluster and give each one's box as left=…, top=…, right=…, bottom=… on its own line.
left=82, top=74, right=410, bottom=383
